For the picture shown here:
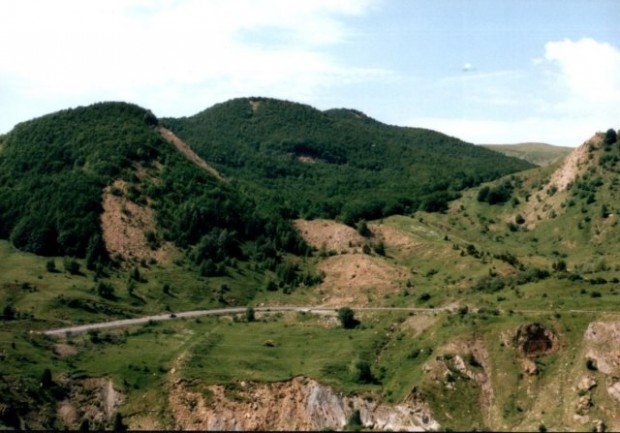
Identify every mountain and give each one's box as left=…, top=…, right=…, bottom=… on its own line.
left=481, top=142, right=572, bottom=166
left=162, top=97, right=533, bottom=222
left=1, top=99, right=618, bottom=431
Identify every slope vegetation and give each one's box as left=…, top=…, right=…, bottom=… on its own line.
left=163, top=97, right=533, bottom=222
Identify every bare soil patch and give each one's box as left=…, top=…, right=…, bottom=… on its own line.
left=369, top=223, right=419, bottom=250
left=315, top=254, right=407, bottom=306
left=294, top=219, right=365, bottom=253
left=100, top=179, right=175, bottom=263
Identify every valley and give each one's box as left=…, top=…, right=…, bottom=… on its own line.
left=0, top=100, right=618, bottom=431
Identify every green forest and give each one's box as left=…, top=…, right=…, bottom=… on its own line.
left=162, top=97, right=533, bottom=222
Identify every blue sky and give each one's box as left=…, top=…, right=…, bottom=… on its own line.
left=1, top=0, right=618, bottom=146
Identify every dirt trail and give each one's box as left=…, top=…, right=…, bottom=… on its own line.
left=158, top=127, right=224, bottom=181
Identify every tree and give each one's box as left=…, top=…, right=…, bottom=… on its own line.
left=63, top=258, right=81, bottom=275
left=350, top=358, right=374, bottom=383
left=346, top=409, right=363, bottom=431
left=40, top=368, right=53, bottom=388
left=113, top=413, right=127, bottom=432
left=355, top=219, right=371, bottom=237
left=2, top=305, right=16, bottom=320
left=246, top=306, right=256, bottom=322
left=96, top=282, right=115, bottom=300
left=46, top=259, right=57, bottom=273
left=515, top=214, right=525, bottom=225
left=604, top=128, right=617, bottom=145
left=337, top=307, right=358, bottom=329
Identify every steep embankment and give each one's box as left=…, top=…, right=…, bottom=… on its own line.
left=168, top=374, right=438, bottom=431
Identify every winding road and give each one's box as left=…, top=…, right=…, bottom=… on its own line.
left=41, top=304, right=620, bottom=337
left=41, top=306, right=450, bottom=337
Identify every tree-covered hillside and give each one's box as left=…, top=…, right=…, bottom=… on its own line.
left=0, top=102, right=304, bottom=264
left=163, top=97, right=534, bottom=223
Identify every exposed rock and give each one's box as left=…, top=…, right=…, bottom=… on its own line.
left=576, top=394, right=593, bottom=415
left=522, top=358, right=538, bottom=375
left=608, top=380, right=620, bottom=403
left=56, top=377, right=123, bottom=429
left=168, top=376, right=439, bottom=431
left=584, top=321, right=620, bottom=375
left=576, top=375, right=597, bottom=393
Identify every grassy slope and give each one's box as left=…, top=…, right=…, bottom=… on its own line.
left=482, top=142, right=573, bottom=166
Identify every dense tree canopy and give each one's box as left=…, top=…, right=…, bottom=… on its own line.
left=163, top=97, right=533, bottom=223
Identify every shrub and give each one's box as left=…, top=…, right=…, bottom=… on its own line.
left=246, top=307, right=256, bottom=322
left=350, top=358, right=374, bottom=384
left=337, top=307, right=358, bottom=329
left=46, top=259, right=57, bottom=273
left=63, top=258, right=81, bottom=275
left=96, top=282, right=115, bottom=300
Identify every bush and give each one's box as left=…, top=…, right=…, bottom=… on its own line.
left=355, top=220, right=371, bottom=237
left=46, top=259, right=57, bottom=273
left=246, top=307, right=256, bottom=322
left=604, top=128, right=617, bottom=145
left=96, top=282, right=115, bottom=300
left=63, top=258, right=81, bottom=275
left=346, top=409, right=363, bottom=430
left=350, top=358, right=374, bottom=384
left=337, top=307, right=358, bottom=329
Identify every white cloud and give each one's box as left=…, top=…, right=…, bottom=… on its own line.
left=406, top=38, right=620, bottom=147
left=0, top=0, right=386, bottom=131
left=544, top=38, right=620, bottom=104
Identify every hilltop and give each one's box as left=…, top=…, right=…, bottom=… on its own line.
left=482, top=142, right=573, bottom=166
left=162, top=97, right=533, bottom=221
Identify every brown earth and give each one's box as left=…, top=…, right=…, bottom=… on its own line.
left=168, top=374, right=438, bottom=431
left=158, top=127, right=224, bottom=181
left=100, top=179, right=175, bottom=263
left=369, top=223, right=419, bottom=250
left=513, top=323, right=558, bottom=358
left=315, top=254, right=408, bottom=306
left=294, top=219, right=366, bottom=253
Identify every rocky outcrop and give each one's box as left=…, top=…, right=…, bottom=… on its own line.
left=56, top=377, right=123, bottom=429
left=584, top=321, right=620, bottom=375
left=168, top=376, right=439, bottom=431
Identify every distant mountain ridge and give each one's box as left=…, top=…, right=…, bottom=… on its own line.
left=481, top=142, right=572, bottom=166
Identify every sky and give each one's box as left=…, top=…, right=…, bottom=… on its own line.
left=0, top=0, right=619, bottom=146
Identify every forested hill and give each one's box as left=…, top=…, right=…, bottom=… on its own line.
left=163, top=97, right=534, bottom=223
left=0, top=102, right=305, bottom=262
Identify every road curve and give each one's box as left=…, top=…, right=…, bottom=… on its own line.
left=41, top=306, right=452, bottom=337
left=41, top=305, right=619, bottom=337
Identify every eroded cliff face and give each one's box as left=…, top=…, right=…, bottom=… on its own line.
left=168, top=376, right=439, bottom=431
